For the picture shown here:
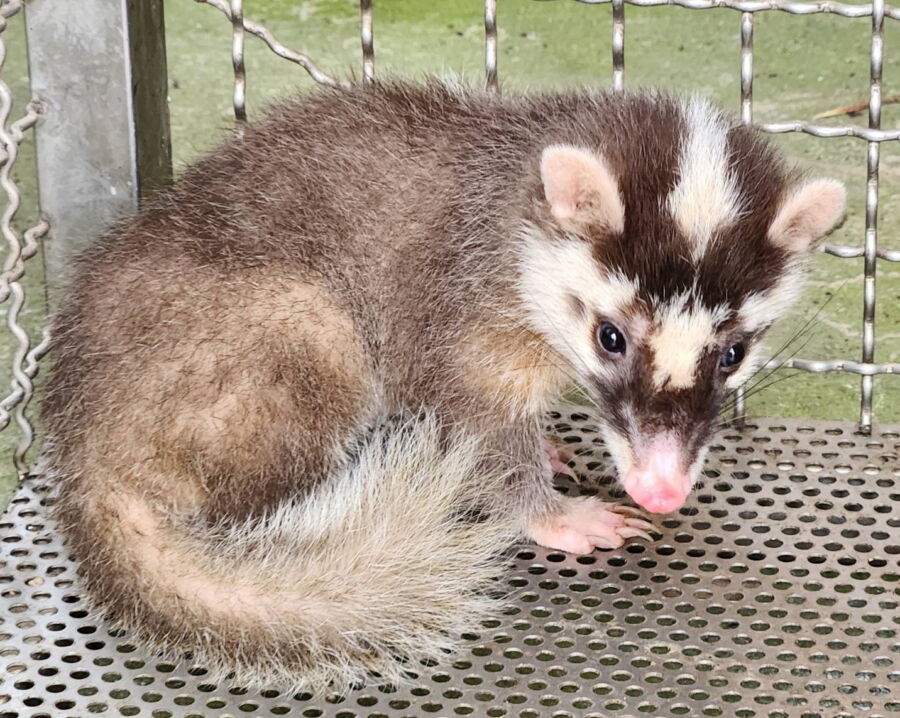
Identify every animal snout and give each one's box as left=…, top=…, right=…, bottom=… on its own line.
left=621, top=436, right=692, bottom=514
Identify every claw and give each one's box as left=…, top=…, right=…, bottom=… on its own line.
left=617, top=526, right=655, bottom=542
left=611, top=504, right=646, bottom=518
left=587, top=536, right=623, bottom=551
left=622, top=517, right=657, bottom=533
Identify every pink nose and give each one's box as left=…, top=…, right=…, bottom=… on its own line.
left=622, top=439, right=692, bottom=514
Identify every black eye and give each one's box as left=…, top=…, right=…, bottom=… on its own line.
left=720, top=343, right=745, bottom=369
left=598, top=322, right=627, bottom=354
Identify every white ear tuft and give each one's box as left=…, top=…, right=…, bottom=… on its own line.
left=768, top=178, right=846, bottom=253
left=540, top=145, right=625, bottom=233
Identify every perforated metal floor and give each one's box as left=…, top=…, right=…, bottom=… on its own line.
left=1, top=409, right=898, bottom=718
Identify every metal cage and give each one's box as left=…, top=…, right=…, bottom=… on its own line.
left=1, top=1, right=898, bottom=717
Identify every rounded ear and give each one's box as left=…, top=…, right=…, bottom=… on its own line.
left=768, top=178, right=847, bottom=253
left=540, top=144, right=625, bottom=233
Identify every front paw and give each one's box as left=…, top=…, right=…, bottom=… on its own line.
left=527, top=495, right=657, bottom=555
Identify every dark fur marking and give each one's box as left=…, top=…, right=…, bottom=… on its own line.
left=576, top=111, right=796, bottom=312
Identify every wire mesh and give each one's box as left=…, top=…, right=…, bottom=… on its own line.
left=0, top=0, right=48, bottom=473
left=186, top=0, right=900, bottom=429
left=552, top=0, right=899, bottom=429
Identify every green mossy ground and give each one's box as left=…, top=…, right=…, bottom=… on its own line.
left=0, top=0, right=897, bottom=505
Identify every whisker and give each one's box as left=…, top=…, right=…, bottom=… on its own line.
left=735, top=280, right=847, bottom=410
left=718, top=371, right=803, bottom=426
left=721, top=327, right=817, bottom=412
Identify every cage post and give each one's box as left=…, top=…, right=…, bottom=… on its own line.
left=231, top=0, right=247, bottom=126
left=24, top=0, right=172, bottom=299
left=860, top=0, right=884, bottom=432
left=485, top=0, right=498, bottom=91
left=739, top=12, right=753, bottom=125
left=360, top=0, right=375, bottom=84
left=732, top=10, right=754, bottom=426
left=611, top=0, right=625, bottom=91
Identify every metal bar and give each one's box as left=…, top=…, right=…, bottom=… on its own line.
left=764, top=357, right=900, bottom=376
left=195, top=0, right=345, bottom=88
left=0, top=1, right=21, bottom=20
left=360, top=0, right=374, bottom=85
left=733, top=10, right=754, bottom=424
left=560, top=0, right=898, bottom=19
left=823, top=243, right=900, bottom=261
left=612, top=0, right=625, bottom=90
left=485, top=0, right=498, bottom=91
left=739, top=12, right=753, bottom=124
left=859, top=0, right=884, bottom=431
left=25, top=0, right=172, bottom=299
left=231, top=0, right=247, bottom=125
left=126, top=0, right=172, bottom=198
left=759, top=120, right=900, bottom=142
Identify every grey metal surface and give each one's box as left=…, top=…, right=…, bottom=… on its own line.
left=23, top=0, right=171, bottom=299
left=1, top=408, right=898, bottom=718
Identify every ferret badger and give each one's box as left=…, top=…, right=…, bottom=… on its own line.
left=42, top=81, right=845, bottom=690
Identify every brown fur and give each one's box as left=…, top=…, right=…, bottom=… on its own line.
left=41, top=80, right=819, bottom=690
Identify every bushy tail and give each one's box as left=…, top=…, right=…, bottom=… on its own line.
left=54, top=415, right=517, bottom=692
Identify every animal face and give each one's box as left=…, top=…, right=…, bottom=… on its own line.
left=517, top=97, right=845, bottom=514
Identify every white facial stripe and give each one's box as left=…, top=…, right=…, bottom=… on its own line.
left=727, top=269, right=807, bottom=387
left=686, top=444, right=710, bottom=487
left=738, top=268, right=805, bottom=333
left=516, top=225, right=638, bottom=375
left=668, top=98, right=742, bottom=259
left=649, top=294, right=731, bottom=390
left=601, top=424, right=634, bottom=480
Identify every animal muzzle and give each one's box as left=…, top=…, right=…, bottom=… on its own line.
left=621, top=434, right=693, bottom=514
